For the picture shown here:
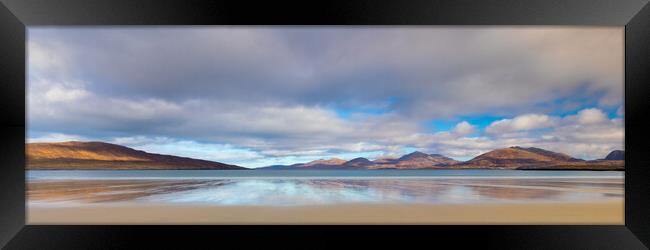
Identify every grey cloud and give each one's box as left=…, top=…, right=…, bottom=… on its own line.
left=29, top=27, right=623, bottom=117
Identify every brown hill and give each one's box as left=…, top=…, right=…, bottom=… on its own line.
left=302, top=158, right=347, bottom=167
left=463, top=147, right=580, bottom=167
left=258, top=158, right=349, bottom=170
left=367, top=151, right=459, bottom=169
left=27, top=141, right=246, bottom=170
left=454, top=147, right=623, bottom=170
left=343, top=157, right=374, bottom=168
left=261, top=151, right=460, bottom=170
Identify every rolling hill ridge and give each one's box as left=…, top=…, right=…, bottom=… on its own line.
left=27, top=141, right=246, bottom=170
left=453, top=147, right=623, bottom=170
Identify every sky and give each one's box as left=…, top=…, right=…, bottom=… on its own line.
left=27, top=27, right=624, bottom=167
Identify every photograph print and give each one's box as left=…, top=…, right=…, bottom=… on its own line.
left=26, top=27, right=624, bottom=224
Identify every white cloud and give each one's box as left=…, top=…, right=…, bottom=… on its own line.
left=486, top=114, right=557, bottom=135
left=574, top=108, right=609, bottom=125
left=109, top=136, right=175, bottom=146
left=452, top=121, right=475, bottom=136
left=28, top=133, right=86, bottom=143
left=44, top=85, right=89, bottom=102
left=120, top=138, right=264, bottom=165
left=424, top=108, right=623, bottom=160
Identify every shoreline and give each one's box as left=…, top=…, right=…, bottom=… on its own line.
left=27, top=201, right=624, bottom=225
left=26, top=168, right=625, bottom=171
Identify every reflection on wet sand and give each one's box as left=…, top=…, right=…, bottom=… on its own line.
left=28, top=178, right=623, bottom=206
left=28, top=180, right=233, bottom=203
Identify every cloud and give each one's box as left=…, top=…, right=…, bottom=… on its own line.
left=486, top=114, right=558, bottom=135
left=28, top=27, right=623, bottom=116
left=452, top=121, right=476, bottom=136
left=27, top=108, right=624, bottom=164
left=574, top=108, right=608, bottom=125
left=27, top=133, right=87, bottom=143
left=422, top=108, right=623, bottom=160
left=109, top=136, right=176, bottom=146
left=122, top=138, right=264, bottom=166
left=44, top=85, right=89, bottom=102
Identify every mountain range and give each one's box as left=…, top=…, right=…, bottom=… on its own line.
left=260, top=151, right=459, bottom=170
left=26, top=141, right=624, bottom=170
left=261, top=146, right=623, bottom=171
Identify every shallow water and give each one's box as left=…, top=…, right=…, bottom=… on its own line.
left=27, top=169, right=624, bottom=179
left=27, top=170, right=623, bottom=206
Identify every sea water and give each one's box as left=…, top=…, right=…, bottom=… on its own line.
left=27, top=170, right=624, bottom=206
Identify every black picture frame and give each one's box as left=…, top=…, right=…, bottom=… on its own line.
left=1, top=0, right=649, bottom=249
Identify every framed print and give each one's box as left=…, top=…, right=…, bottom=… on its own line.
left=1, top=0, right=649, bottom=249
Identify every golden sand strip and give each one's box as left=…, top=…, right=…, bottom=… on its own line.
left=28, top=201, right=623, bottom=225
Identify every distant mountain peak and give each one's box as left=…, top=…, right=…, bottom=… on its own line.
left=304, top=158, right=347, bottom=166
left=604, top=150, right=624, bottom=160
left=503, top=146, right=581, bottom=161
left=343, top=157, right=372, bottom=168
left=314, top=158, right=342, bottom=162
left=398, top=151, right=429, bottom=160
left=348, top=157, right=371, bottom=163
left=509, top=146, right=542, bottom=151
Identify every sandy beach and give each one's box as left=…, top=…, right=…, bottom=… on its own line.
left=26, top=173, right=625, bottom=224
left=28, top=201, right=623, bottom=225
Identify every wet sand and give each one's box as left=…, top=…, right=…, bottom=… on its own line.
left=28, top=201, right=623, bottom=224
left=27, top=174, right=624, bottom=224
